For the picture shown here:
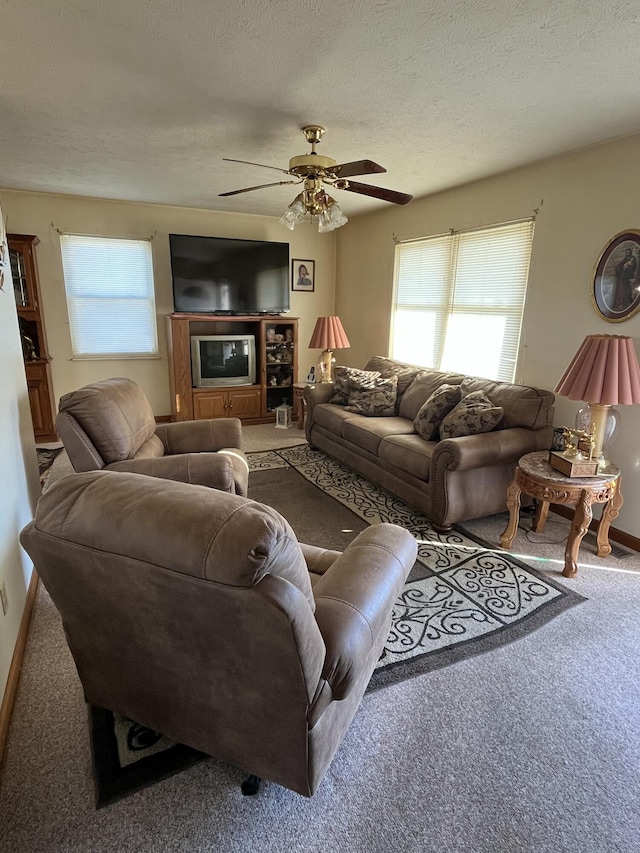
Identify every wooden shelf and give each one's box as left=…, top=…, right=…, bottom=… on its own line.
left=167, top=314, right=298, bottom=424
left=9, top=234, right=57, bottom=442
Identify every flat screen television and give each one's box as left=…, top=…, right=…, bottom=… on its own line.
left=191, top=334, right=256, bottom=387
left=170, top=234, right=290, bottom=315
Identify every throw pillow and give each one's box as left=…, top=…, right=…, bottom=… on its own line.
left=344, top=374, right=399, bottom=416
left=413, top=384, right=463, bottom=440
left=330, top=366, right=381, bottom=405
left=439, top=390, right=504, bottom=439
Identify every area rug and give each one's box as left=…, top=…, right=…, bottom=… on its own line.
left=247, top=445, right=585, bottom=691
left=90, top=444, right=585, bottom=806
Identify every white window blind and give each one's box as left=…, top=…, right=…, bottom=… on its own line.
left=391, top=219, right=534, bottom=382
left=60, top=235, right=158, bottom=358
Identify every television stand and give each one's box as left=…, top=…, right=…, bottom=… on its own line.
left=166, top=313, right=299, bottom=424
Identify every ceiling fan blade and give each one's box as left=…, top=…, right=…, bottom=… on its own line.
left=223, top=158, right=290, bottom=174
left=219, top=180, right=300, bottom=197
left=341, top=180, right=413, bottom=205
left=330, top=160, right=387, bottom=178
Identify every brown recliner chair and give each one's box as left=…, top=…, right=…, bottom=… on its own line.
left=56, top=377, right=248, bottom=496
left=20, top=470, right=417, bottom=797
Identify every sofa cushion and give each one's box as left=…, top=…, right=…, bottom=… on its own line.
left=439, top=391, right=504, bottom=439
left=413, top=384, right=463, bottom=440
left=344, top=375, right=398, bottom=417
left=399, top=370, right=466, bottom=421
left=330, top=366, right=380, bottom=405
left=342, top=415, right=415, bottom=455
left=364, top=356, right=421, bottom=402
left=312, top=403, right=357, bottom=433
left=378, top=434, right=434, bottom=482
left=460, top=377, right=554, bottom=430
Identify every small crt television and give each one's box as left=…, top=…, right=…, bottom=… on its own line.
left=191, top=334, right=256, bottom=387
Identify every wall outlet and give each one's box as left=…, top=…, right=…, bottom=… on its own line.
left=0, top=582, right=8, bottom=616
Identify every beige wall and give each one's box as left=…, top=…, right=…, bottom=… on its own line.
left=336, top=134, right=640, bottom=538
left=0, top=196, right=41, bottom=708
left=0, top=190, right=336, bottom=413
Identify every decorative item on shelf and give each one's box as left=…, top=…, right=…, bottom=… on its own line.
left=554, top=334, right=640, bottom=471
left=275, top=400, right=293, bottom=429
left=308, top=316, right=351, bottom=383
left=267, top=327, right=275, bottom=342
left=306, top=366, right=316, bottom=384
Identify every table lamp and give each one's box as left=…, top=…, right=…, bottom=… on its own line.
left=308, top=316, right=351, bottom=383
left=554, top=334, right=640, bottom=470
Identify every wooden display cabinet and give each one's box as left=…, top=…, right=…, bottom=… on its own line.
left=166, top=314, right=298, bottom=424
left=9, top=234, right=57, bottom=442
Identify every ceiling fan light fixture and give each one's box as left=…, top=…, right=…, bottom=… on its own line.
left=278, top=194, right=306, bottom=230
left=318, top=197, right=348, bottom=233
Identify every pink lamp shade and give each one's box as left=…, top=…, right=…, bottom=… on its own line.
left=308, top=316, right=351, bottom=351
left=554, top=334, right=640, bottom=404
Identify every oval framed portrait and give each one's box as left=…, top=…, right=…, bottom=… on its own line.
left=592, top=230, right=640, bottom=322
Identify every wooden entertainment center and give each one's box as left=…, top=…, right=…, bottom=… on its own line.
left=166, top=313, right=299, bottom=424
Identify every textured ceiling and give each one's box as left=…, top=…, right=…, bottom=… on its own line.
left=2, top=0, right=640, bottom=219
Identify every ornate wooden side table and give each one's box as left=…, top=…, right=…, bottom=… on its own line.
left=500, top=450, right=623, bottom=578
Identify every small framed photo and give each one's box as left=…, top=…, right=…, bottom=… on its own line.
left=592, top=231, right=640, bottom=322
left=291, top=259, right=315, bottom=292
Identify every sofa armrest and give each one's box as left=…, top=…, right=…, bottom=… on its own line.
left=304, top=384, right=336, bottom=405
left=106, top=453, right=246, bottom=493
left=311, top=524, right=416, bottom=700
left=304, top=384, right=336, bottom=442
left=155, top=418, right=243, bottom=454
left=431, top=425, right=553, bottom=473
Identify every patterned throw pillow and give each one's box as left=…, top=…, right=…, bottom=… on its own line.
left=330, top=366, right=380, bottom=405
left=413, top=384, right=463, bottom=440
left=344, top=375, right=399, bottom=416
left=439, top=390, right=504, bottom=439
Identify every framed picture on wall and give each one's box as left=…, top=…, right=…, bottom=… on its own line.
left=592, top=231, right=640, bottom=322
left=291, top=259, right=315, bottom=292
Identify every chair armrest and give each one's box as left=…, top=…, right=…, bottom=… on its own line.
left=155, top=418, right=243, bottom=454
left=431, top=426, right=554, bottom=473
left=107, top=453, right=244, bottom=493
left=311, top=524, right=417, bottom=699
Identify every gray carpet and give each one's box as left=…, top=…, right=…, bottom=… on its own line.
left=4, top=428, right=640, bottom=852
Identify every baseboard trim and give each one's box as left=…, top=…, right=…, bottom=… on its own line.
left=551, top=506, right=640, bottom=553
left=0, top=570, right=39, bottom=765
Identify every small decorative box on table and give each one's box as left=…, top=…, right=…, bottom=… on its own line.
left=548, top=451, right=599, bottom=478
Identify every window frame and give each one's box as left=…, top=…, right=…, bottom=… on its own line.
left=390, top=219, right=534, bottom=383
left=60, top=233, right=159, bottom=360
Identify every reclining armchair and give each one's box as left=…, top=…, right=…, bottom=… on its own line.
left=20, top=471, right=416, bottom=797
left=56, top=377, right=248, bottom=496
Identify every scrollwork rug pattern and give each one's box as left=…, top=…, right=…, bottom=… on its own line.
left=247, top=445, right=586, bottom=692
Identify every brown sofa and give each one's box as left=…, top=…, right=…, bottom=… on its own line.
left=57, top=377, right=249, bottom=496
left=20, top=470, right=417, bottom=797
left=305, top=356, right=555, bottom=531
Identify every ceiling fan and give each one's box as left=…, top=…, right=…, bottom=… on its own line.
left=219, top=125, right=413, bottom=232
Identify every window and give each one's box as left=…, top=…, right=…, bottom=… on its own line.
left=391, top=219, right=534, bottom=382
left=60, top=235, right=158, bottom=358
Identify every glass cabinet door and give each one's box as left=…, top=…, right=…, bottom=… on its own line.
left=10, top=246, right=31, bottom=309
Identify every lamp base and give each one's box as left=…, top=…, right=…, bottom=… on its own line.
left=317, top=349, right=335, bottom=383
left=575, top=404, right=619, bottom=470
